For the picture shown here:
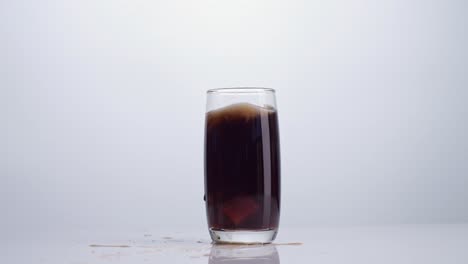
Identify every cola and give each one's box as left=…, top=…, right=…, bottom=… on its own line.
left=205, top=103, right=280, bottom=231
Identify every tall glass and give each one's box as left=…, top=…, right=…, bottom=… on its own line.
left=204, top=87, right=281, bottom=244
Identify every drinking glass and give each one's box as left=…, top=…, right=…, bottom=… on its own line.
left=204, top=87, right=281, bottom=244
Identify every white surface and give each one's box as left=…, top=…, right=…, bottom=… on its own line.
left=4, top=225, right=468, bottom=264
left=2, top=0, right=468, bottom=235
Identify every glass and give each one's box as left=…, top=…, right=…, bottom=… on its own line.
left=204, top=87, right=281, bottom=244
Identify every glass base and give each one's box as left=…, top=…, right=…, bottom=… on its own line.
left=209, top=228, right=278, bottom=244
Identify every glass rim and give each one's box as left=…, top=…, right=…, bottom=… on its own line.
left=207, top=87, right=275, bottom=94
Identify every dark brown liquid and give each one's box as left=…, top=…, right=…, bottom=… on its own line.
left=205, top=103, right=280, bottom=230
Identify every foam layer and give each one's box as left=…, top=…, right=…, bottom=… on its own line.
left=206, top=103, right=275, bottom=129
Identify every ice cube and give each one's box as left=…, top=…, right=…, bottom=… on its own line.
left=222, top=196, right=259, bottom=225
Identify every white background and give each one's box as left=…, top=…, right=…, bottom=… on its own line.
left=2, top=0, right=467, bottom=237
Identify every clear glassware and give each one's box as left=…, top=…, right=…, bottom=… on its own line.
left=204, top=87, right=281, bottom=244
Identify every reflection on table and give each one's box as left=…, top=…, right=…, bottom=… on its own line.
left=208, top=244, right=280, bottom=264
